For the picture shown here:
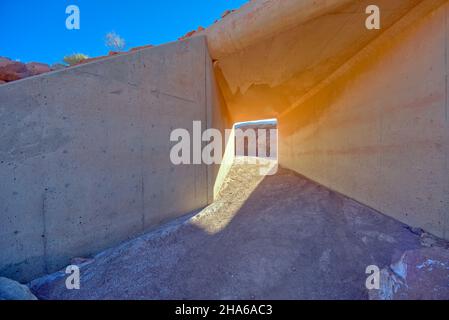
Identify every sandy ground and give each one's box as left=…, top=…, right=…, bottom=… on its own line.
left=30, top=158, right=447, bottom=299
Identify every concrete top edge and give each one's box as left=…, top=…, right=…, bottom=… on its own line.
left=0, top=36, right=207, bottom=89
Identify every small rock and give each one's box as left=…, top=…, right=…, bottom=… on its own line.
left=26, top=62, right=51, bottom=76
left=0, top=277, right=38, bottom=300
left=71, top=257, right=93, bottom=266
left=179, top=30, right=196, bottom=40
left=0, top=80, right=6, bottom=84
left=406, top=226, right=424, bottom=236
left=75, top=56, right=106, bottom=65
left=421, top=235, right=438, bottom=247
left=221, top=10, right=235, bottom=18
left=420, top=232, right=449, bottom=248
left=130, top=44, right=154, bottom=52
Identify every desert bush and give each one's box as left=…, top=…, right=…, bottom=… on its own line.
left=63, top=53, right=89, bottom=66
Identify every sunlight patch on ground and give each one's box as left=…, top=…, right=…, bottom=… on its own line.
left=190, top=157, right=277, bottom=235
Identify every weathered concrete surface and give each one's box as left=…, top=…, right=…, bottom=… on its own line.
left=0, top=36, right=227, bottom=282
left=29, top=158, right=449, bottom=300
left=279, top=1, right=449, bottom=240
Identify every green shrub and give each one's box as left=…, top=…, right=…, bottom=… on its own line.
left=63, top=53, right=89, bottom=66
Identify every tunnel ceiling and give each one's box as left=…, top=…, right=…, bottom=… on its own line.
left=202, top=0, right=433, bottom=123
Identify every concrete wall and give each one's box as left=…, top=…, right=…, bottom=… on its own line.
left=0, top=36, right=225, bottom=282
left=278, top=3, right=449, bottom=240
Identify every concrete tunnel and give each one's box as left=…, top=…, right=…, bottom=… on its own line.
left=202, top=0, right=449, bottom=240
left=0, top=0, right=448, bottom=297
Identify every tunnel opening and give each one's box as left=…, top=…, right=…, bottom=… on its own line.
left=233, top=118, right=278, bottom=160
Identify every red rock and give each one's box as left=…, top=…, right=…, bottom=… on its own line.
left=0, top=80, right=6, bottom=84
left=0, top=57, right=12, bottom=68
left=179, top=30, right=197, bottom=41
left=0, top=58, right=29, bottom=81
left=26, top=62, right=51, bottom=76
left=221, top=10, right=235, bottom=18
left=197, top=26, right=205, bottom=32
left=108, top=51, right=120, bottom=56
left=370, top=247, right=449, bottom=300
left=130, top=44, right=154, bottom=52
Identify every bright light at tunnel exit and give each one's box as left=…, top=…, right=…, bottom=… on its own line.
left=234, top=118, right=278, bottom=128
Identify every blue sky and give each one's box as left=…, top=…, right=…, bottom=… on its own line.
left=0, top=0, right=248, bottom=65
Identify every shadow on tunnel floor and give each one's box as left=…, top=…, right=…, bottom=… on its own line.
left=29, top=158, right=448, bottom=300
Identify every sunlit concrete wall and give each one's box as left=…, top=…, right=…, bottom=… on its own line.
left=279, top=3, right=449, bottom=240
left=0, top=36, right=227, bottom=282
